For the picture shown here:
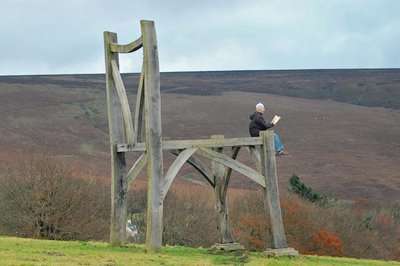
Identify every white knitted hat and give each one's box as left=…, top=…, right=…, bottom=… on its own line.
left=256, top=103, right=265, bottom=111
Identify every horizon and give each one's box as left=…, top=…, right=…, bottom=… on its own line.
left=1, top=67, right=400, bottom=78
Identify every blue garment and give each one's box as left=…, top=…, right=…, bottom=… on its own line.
left=274, top=133, right=284, bottom=152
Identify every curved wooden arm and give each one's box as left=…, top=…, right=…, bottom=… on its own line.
left=110, top=37, right=143, bottom=53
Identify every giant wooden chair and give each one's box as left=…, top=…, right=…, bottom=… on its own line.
left=103, top=20, right=298, bottom=256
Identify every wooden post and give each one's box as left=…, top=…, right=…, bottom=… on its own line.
left=248, top=146, right=262, bottom=173
left=134, top=68, right=145, bottom=143
left=211, top=135, right=234, bottom=244
left=104, top=31, right=128, bottom=246
left=141, top=20, right=164, bottom=252
left=260, top=130, right=287, bottom=249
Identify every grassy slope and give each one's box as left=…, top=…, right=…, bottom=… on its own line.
left=0, top=236, right=398, bottom=266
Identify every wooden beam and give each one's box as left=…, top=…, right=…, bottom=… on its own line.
left=247, top=146, right=262, bottom=173
left=260, top=130, right=288, bottom=249
left=222, top=146, right=241, bottom=200
left=197, top=147, right=265, bottom=187
left=126, top=153, right=147, bottom=183
left=224, top=147, right=241, bottom=181
left=161, top=148, right=197, bottom=200
left=169, top=150, right=214, bottom=187
left=141, top=20, right=164, bottom=252
left=111, top=60, right=135, bottom=144
left=110, top=36, right=143, bottom=53
left=134, top=67, right=145, bottom=143
left=104, top=31, right=128, bottom=246
left=211, top=135, right=235, bottom=244
left=117, top=137, right=262, bottom=152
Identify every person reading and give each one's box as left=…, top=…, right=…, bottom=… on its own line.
left=249, top=102, right=287, bottom=156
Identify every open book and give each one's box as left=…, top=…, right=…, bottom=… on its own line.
left=271, top=115, right=281, bottom=125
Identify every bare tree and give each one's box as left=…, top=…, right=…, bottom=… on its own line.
left=0, top=155, right=110, bottom=240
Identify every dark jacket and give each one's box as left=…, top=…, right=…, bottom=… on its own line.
left=249, top=112, right=274, bottom=137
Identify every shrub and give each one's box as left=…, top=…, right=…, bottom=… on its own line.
left=288, top=174, right=323, bottom=203
left=311, top=229, right=343, bottom=256
left=163, top=185, right=217, bottom=247
left=126, top=183, right=218, bottom=247
left=229, top=188, right=400, bottom=260
left=0, top=155, right=109, bottom=240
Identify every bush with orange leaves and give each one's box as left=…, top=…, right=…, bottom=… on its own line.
left=232, top=214, right=266, bottom=250
left=311, top=229, right=343, bottom=256
left=229, top=189, right=400, bottom=261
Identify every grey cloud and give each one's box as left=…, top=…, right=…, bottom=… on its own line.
left=0, top=0, right=399, bottom=75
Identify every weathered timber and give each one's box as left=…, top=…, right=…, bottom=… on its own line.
left=111, top=60, right=135, bottom=144
left=169, top=150, right=214, bottom=187
left=247, top=146, right=262, bottom=172
left=264, top=247, right=299, bottom=257
left=126, top=153, right=147, bottom=183
left=162, top=148, right=197, bottom=200
left=117, top=137, right=262, bottom=152
left=134, top=67, right=145, bottom=142
left=260, top=130, right=288, bottom=249
left=211, top=135, right=235, bottom=244
left=110, top=36, right=143, bottom=53
left=141, top=20, right=164, bottom=252
left=209, top=242, right=245, bottom=252
left=223, top=146, right=241, bottom=199
left=104, top=31, right=128, bottom=246
left=197, top=147, right=266, bottom=187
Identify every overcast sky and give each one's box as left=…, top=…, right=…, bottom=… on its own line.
left=1, top=0, right=399, bottom=75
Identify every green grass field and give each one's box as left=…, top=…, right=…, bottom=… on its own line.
left=0, top=236, right=399, bottom=266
